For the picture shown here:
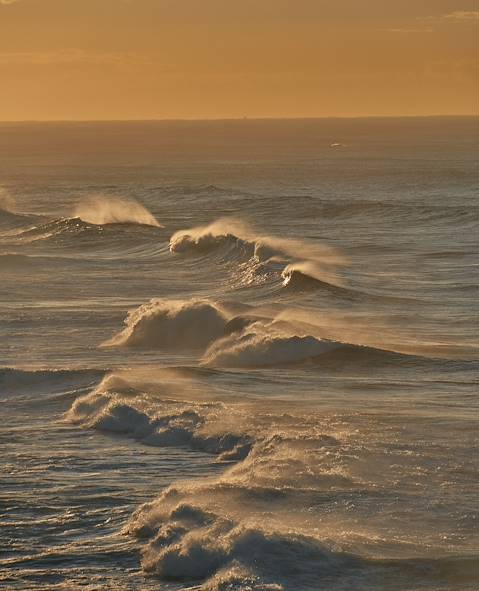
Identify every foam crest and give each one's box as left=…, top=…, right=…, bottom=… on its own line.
left=66, top=373, right=253, bottom=460
left=169, top=218, right=346, bottom=288
left=70, top=374, right=471, bottom=588
left=73, top=195, right=162, bottom=227
left=203, top=321, right=343, bottom=367
left=104, top=299, right=230, bottom=349
left=136, top=511, right=348, bottom=586
left=126, top=440, right=360, bottom=589
left=170, top=219, right=255, bottom=256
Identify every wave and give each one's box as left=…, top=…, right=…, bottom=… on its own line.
left=128, top=493, right=479, bottom=589
left=73, top=195, right=163, bottom=227
left=66, top=373, right=253, bottom=461
left=105, top=297, right=427, bottom=368
left=132, top=506, right=359, bottom=586
left=203, top=324, right=344, bottom=368
left=105, top=297, right=339, bottom=364
left=170, top=220, right=255, bottom=259
left=0, top=252, right=40, bottom=269
left=281, top=262, right=347, bottom=294
left=67, top=371, right=479, bottom=589
left=104, top=299, right=231, bottom=349
left=169, top=218, right=346, bottom=289
left=169, top=218, right=344, bottom=265
left=8, top=216, right=166, bottom=252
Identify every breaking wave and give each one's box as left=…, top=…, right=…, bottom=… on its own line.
left=66, top=373, right=253, bottom=461
left=169, top=218, right=346, bottom=289
left=66, top=372, right=478, bottom=590
left=104, top=299, right=231, bottom=349
left=104, top=297, right=345, bottom=365
left=104, top=297, right=426, bottom=367
left=66, top=375, right=357, bottom=587
left=203, top=325, right=343, bottom=367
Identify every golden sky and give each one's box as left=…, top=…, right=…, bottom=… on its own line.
left=1, top=0, right=478, bottom=120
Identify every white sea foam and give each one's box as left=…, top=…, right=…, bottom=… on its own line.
left=66, top=368, right=479, bottom=589
left=203, top=320, right=343, bottom=367
left=74, top=195, right=162, bottom=227
left=104, top=299, right=230, bottom=349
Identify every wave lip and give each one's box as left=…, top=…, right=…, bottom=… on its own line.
left=104, top=299, right=230, bottom=350
left=169, top=219, right=255, bottom=260
left=281, top=262, right=344, bottom=293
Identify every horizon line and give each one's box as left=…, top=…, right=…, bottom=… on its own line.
left=1, top=113, right=478, bottom=124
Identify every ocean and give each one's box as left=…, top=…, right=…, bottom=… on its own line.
left=0, top=117, right=478, bottom=590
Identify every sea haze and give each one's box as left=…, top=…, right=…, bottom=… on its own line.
left=1, top=117, right=478, bottom=590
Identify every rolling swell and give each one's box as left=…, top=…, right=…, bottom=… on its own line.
left=0, top=206, right=43, bottom=232
left=319, top=198, right=479, bottom=226
left=3, top=217, right=169, bottom=263
left=0, top=367, right=105, bottom=398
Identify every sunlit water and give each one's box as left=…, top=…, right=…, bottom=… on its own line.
left=1, top=118, right=478, bottom=590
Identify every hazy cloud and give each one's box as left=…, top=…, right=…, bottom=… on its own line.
left=386, top=28, right=434, bottom=34
left=443, top=11, right=479, bottom=21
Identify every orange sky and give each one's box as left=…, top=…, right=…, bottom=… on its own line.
left=1, top=0, right=478, bottom=120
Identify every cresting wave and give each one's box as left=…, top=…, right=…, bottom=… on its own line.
left=202, top=323, right=343, bottom=367
left=65, top=373, right=358, bottom=588
left=169, top=218, right=346, bottom=290
left=281, top=262, right=350, bottom=294
left=104, top=297, right=427, bottom=368
left=104, top=298, right=347, bottom=365
left=0, top=196, right=163, bottom=249
left=103, top=299, right=231, bottom=349
left=66, top=373, right=478, bottom=590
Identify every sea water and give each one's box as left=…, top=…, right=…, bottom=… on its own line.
left=0, top=117, right=478, bottom=590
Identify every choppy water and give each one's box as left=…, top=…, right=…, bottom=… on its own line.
left=1, top=118, right=478, bottom=590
